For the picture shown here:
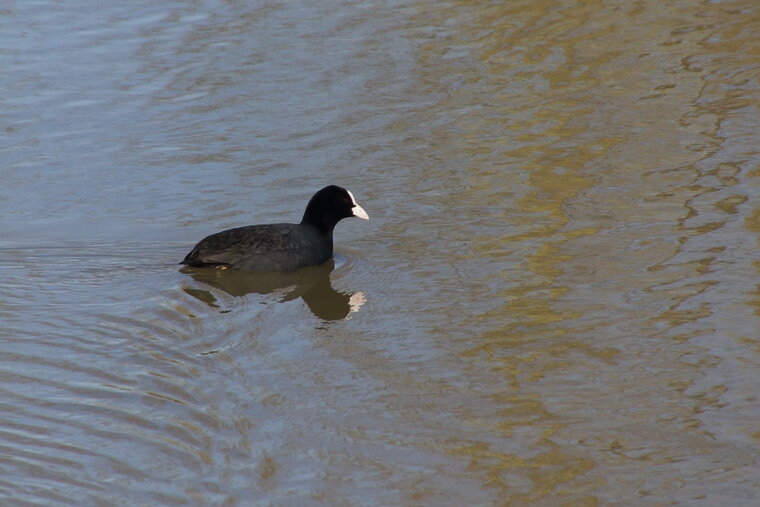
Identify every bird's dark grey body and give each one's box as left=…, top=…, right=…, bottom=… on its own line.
left=182, top=223, right=332, bottom=272
left=180, top=185, right=368, bottom=272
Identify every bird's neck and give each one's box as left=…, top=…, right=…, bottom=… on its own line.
left=301, top=212, right=336, bottom=236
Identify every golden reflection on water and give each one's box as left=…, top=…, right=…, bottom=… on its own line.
left=409, top=0, right=760, bottom=502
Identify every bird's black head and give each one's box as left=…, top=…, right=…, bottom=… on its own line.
left=301, top=185, right=369, bottom=234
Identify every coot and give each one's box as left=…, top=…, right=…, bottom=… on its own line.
left=181, top=185, right=369, bottom=272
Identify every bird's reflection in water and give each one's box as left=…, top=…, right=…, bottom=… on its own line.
left=180, top=260, right=365, bottom=321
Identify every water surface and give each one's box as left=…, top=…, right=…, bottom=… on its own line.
left=2, top=0, right=759, bottom=504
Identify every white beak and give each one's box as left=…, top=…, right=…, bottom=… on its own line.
left=347, top=190, right=369, bottom=220
left=352, top=203, right=369, bottom=220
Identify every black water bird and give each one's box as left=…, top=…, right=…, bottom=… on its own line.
left=181, top=185, right=369, bottom=272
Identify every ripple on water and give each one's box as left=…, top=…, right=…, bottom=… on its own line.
left=1, top=237, right=384, bottom=501
left=0, top=243, right=259, bottom=503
